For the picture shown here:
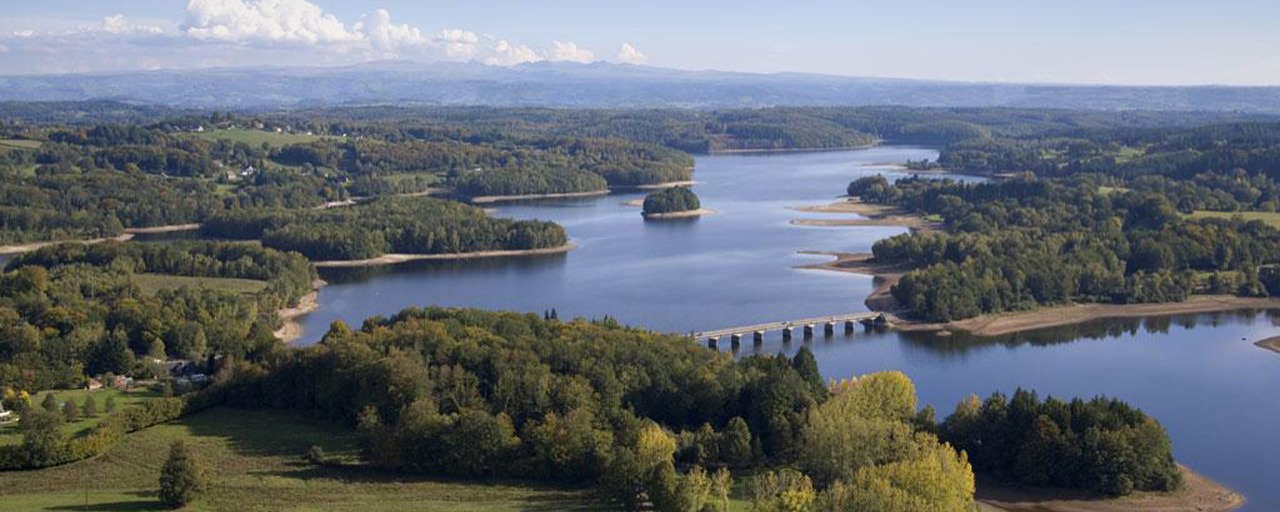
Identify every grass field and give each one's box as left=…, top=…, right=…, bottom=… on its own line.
left=134, top=274, right=269, bottom=297
left=1188, top=210, right=1280, bottom=228
left=192, top=129, right=330, bottom=148
left=0, top=407, right=601, bottom=512
left=0, top=387, right=160, bottom=446
left=0, top=139, right=42, bottom=150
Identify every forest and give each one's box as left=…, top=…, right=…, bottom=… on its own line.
left=847, top=121, right=1280, bottom=321
left=200, top=197, right=567, bottom=261
left=0, top=242, right=314, bottom=391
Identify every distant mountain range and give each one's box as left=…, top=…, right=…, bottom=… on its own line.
left=2, top=61, right=1279, bottom=112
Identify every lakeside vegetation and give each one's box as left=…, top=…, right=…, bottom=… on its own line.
left=846, top=122, right=1280, bottom=322
left=643, top=187, right=702, bottom=215
left=202, top=197, right=567, bottom=261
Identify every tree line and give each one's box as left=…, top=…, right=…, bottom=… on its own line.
left=201, top=197, right=567, bottom=261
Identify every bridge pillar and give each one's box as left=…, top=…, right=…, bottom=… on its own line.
left=803, top=324, right=815, bottom=338
left=845, top=320, right=856, bottom=334
left=782, top=327, right=793, bottom=342
left=753, top=330, right=764, bottom=344
left=824, top=322, right=835, bottom=336
left=731, top=333, right=742, bottom=347
left=707, top=336, right=719, bottom=349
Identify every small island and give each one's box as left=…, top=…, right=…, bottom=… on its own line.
left=641, top=186, right=713, bottom=219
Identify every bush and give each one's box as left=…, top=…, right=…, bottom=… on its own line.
left=159, top=440, right=208, bottom=508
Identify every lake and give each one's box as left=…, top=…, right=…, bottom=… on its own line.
left=297, top=147, right=1277, bottom=510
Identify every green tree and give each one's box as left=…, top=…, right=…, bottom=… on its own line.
left=81, top=395, right=98, bottom=418
left=20, top=408, right=66, bottom=466
left=40, top=393, right=58, bottom=413
left=159, top=440, right=208, bottom=509
left=105, top=395, right=118, bottom=413
left=62, top=400, right=79, bottom=422
left=720, top=416, right=753, bottom=467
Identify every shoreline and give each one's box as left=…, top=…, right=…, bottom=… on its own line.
left=465, top=190, right=610, bottom=204
left=0, top=233, right=135, bottom=255
left=796, top=251, right=908, bottom=312
left=902, top=296, right=1280, bottom=337
left=1255, top=336, right=1280, bottom=354
left=642, top=208, right=716, bottom=220
left=709, top=142, right=881, bottom=155
left=123, top=223, right=202, bottom=234
left=977, top=465, right=1243, bottom=512
left=790, top=198, right=942, bottom=232
left=312, top=243, right=576, bottom=268
left=274, top=279, right=326, bottom=343
left=614, top=180, right=701, bottom=191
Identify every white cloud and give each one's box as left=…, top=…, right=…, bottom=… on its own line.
left=485, top=39, right=541, bottom=66
left=354, top=8, right=427, bottom=56
left=183, top=0, right=361, bottom=45
left=0, top=0, right=638, bottom=74
left=546, top=41, right=595, bottom=63
left=434, top=29, right=479, bottom=60
left=616, top=43, right=647, bottom=64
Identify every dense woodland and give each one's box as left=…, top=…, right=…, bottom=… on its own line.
left=643, top=187, right=702, bottom=215
left=201, top=197, right=567, bottom=261
left=848, top=122, right=1280, bottom=321
left=0, top=242, right=314, bottom=391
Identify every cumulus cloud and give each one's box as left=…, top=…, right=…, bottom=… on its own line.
left=434, top=29, right=479, bottom=60
left=354, top=8, right=426, bottom=56
left=484, top=39, right=541, bottom=66
left=183, top=0, right=360, bottom=45
left=0, top=0, right=640, bottom=74
left=546, top=41, right=595, bottom=63
left=616, top=43, right=647, bottom=64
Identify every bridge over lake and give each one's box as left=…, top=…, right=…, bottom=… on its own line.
left=695, top=312, right=895, bottom=348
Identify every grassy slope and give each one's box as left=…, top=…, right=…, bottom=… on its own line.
left=1188, top=210, right=1280, bottom=229
left=0, top=407, right=598, bottom=512
left=133, top=274, right=269, bottom=297
left=0, top=388, right=160, bottom=446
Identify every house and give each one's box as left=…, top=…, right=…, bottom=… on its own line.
left=240, top=165, right=257, bottom=177
left=0, top=403, right=14, bottom=423
left=112, top=375, right=133, bottom=389
left=85, top=378, right=103, bottom=391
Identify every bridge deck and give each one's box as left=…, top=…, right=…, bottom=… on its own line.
left=696, top=312, right=889, bottom=339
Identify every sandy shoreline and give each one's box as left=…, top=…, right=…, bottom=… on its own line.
left=709, top=142, right=880, bottom=155
left=903, top=296, right=1280, bottom=337
left=465, top=190, right=609, bottom=204
left=124, top=223, right=202, bottom=234
left=273, top=279, right=326, bottom=343
left=312, top=243, right=575, bottom=268
left=642, top=208, right=716, bottom=220
left=978, top=465, right=1243, bottom=512
left=1255, top=336, right=1280, bottom=354
left=615, top=180, right=701, bottom=191
left=0, top=233, right=135, bottom=255
left=796, top=251, right=908, bottom=312
left=790, top=199, right=942, bottom=231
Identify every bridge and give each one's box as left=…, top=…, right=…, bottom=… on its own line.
left=694, top=312, right=895, bottom=348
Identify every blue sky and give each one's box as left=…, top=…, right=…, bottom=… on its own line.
left=1, top=0, right=1278, bottom=85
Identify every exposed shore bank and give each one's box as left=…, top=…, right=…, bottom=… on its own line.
left=0, top=233, right=135, bottom=255
left=709, top=142, right=880, bottom=155
left=615, top=180, right=701, bottom=191
left=977, top=465, right=1243, bottom=512
left=903, top=296, right=1280, bottom=338
left=274, top=279, right=327, bottom=343
left=796, top=251, right=907, bottom=312
left=790, top=199, right=942, bottom=231
left=642, top=208, right=716, bottom=220
left=465, top=190, right=610, bottom=204
left=1255, top=336, right=1280, bottom=354
left=123, top=223, right=202, bottom=234
left=311, top=243, right=576, bottom=268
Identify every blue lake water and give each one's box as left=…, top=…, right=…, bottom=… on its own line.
left=292, top=147, right=1279, bottom=510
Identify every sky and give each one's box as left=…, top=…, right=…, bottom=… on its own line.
left=1, top=0, right=1278, bottom=85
